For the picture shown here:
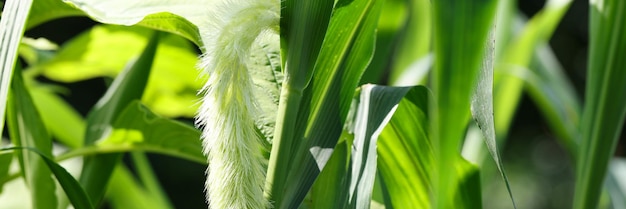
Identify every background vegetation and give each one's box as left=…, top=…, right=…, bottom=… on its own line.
left=0, top=0, right=625, bottom=209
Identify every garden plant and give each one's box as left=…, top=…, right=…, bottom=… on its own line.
left=0, top=0, right=625, bottom=208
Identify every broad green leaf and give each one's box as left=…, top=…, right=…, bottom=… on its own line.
left=29, top=86, right=85, bottom=149
left=96, top=101, right=204, bottom=164
left=310, top=139, right=350, bottom=209
left=494, top=1, right=571, bottom=139
left=0, top=150, right=13, bottom=193
left=377, top=85, right=483, bottom=208
left=26, top=0, right=83, bottom=30
left=265, top=0, right=336, bottom=205
left=269, top=0, right=384, bottom=207
left=27, top=0, right=202, bottom=46
left=470, top=25, right=515, bottom=207
left=7, top=70, right=57, bottom=209
left=0, top=147, right=94, bottom=209
left=31, top=25, right=202, bottom=118
left=574, top=1, right=626, bottom=208
left=54, top=101, right=204, bottom=165
left=378, top=86, right=431, bottom=208
left=79, top=32, right=159, bottom=204
left=430, top=0, right=497, bottom=208
left=453, top=158, right=482, bottom=209
left=0, top=0, right=32, bottom=143
left=346, top=84, right=409, bottom=209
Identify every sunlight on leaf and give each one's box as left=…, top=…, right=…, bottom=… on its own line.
left=30, top=25, right=203, bottom=118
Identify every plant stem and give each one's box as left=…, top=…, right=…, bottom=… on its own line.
left=265, top=80, right=304, bottom=207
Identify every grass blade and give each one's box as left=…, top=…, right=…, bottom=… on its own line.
left=346, top=84, right=410, bottom=209
left=430, top=0, right=497, bottom=208
left=309, top=139, right=349, bottom=209
left=0, top=0, right=32, bottom=142
left=79, top=31, right=159, bottom=204
left=29, top=87, right=86, bottom=149
left=264, top=0, right=334, bottom=205
left=470, top=25, right=515, bottom=208
left=0, top=151, right=11, bottom=192
left=377, top=85, right=483, bottom=208
left=309, top=84, right=412, bottom=208
left=494, top=1, right=572, bottom=139
left=7, top=69, right=57, bottom=209
left=272, top=0, right=384, bottom=207
left=574, top=1, right=626, bottom=208
left=377, top=86, right=431, bottom=208
left=0, top=147, right=94, bottom=209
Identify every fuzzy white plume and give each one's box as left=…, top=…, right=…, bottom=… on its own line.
left=195, top=0, right=279, bottom=208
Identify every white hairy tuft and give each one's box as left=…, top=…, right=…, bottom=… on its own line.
left=195, top=0, right=279, bottom=208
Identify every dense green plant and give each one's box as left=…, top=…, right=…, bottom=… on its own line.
left=0, top=0, right=624, bottom=209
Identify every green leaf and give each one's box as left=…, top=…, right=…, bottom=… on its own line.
left=309, top=139, right=350, bottom=209
left=79, top=31, right=159, bottom=204
left=574, top=1, right=626, bottom=208
left=430, top=0, right=497, bottom=208
left=346, top=84, right=410, bottom=209
left=31, top=25, right=203, bottom=118
left=0, top=150, right=13, bottom=193
left=98, top=101, right=204, bottom=164
left=265, top=0, right=335, bottom=204
left=29, top=86, right=85, bottom=149
left=376, top=85, right=483, bottom=208
left=7, top=69, right=57, bottom=209
left=268, top=0, right=384, bottom=207
left=26, top=0, right=83, bottom=30
left=470, top=25, right=515, bottom=207
left=359, top=0, right=407, bottom=85
left=0, top=0, right=32, bottom=144
left=377, top=86, right=431, bottom=208
left=27, top=0, right=202, bottom=46
left=0, top=147, right=94, bottom=209
left=55, top=101, right=203, bottom=164
left=493, top=1, right=571, bottom=139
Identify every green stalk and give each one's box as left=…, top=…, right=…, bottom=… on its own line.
left=574, top=1, right=626, bottom=208
left=265, top=81, right=304, bottom=206
left=264, top=0, right=334, bottom=207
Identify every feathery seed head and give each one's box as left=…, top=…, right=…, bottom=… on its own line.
left=195, top=0, right=279, bottom=208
